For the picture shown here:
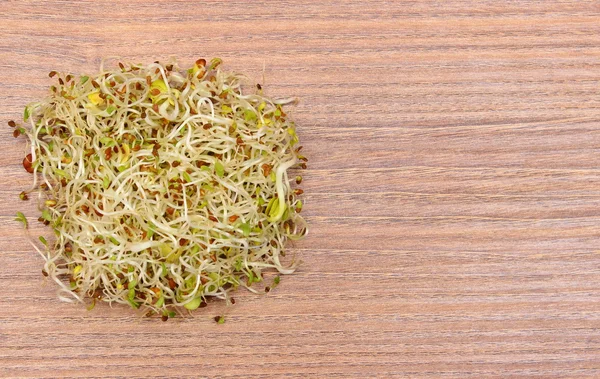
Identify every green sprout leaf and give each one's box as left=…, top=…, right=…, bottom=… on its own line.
left=214, top=160, right=224, bottom=178
left=147, top=223, right=156, bottom=239
left=41, top=209, right=52, bottom=222
left=184, top=297, right=202, bottom=310
left=209, top=57, right=222, bottom=69
left=86, top=299, right=96, bottom=311
left=15, top=212, right=27, bottom=228
left=80, top=76, right=89, bottom=84
left=239, top=222, right=251, bottom=237
left=23, top=106, right=30, bottom=122
left=39, top=236, right=47, bottom=246
left=127, top=298, right=139, bottom=309
left=244, top=109, right=257, bottom=122
left=100, top=137, right=114, bottom=146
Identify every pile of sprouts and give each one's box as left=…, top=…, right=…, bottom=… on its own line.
left=12, top=57, right=307, bottom=320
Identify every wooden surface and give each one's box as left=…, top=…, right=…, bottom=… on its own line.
left=1, top=1, right=600, bottom=378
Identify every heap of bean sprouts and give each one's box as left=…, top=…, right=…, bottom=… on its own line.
left=16, top=58, right=307, bottom=318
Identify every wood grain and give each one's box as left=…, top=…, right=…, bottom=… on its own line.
left=1, top=1, right=600, bottom=378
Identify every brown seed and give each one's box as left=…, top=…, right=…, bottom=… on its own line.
left=178, top=238, right=188, bottom=246
left=296, top=176, right=302, bottom=185
left=93, top=236, right=103, bottom=244
left=171, top=161, right=180, bottom=168
left=152, top=104, right=159, bottom=113
left=294, top=189, right=304, bottom=195
left=58, top=78, right=64, bottom=85
left=65, top=243, right=73, bottom=253
left=91, top=80, right=100, bottom=88
left=135, top=82, right=142, bottom=90
left=228, top=215, right=239, bottom=223
left=118, top=62, right=125, bottom=70
left=42, top=269, right=48, bottom=277
left=65, top=74, right=72, bottom=82
left=112, top=145, right=118, bottom=154
left=161, top=315, right=169, bottom=322
left=150, top=88, right=161, bottom=96
left=230, top=298, right=236, bottom=305
left=13, top=129, right=21, bottom=138
left=265, top=286, right=271, bottom=293
left=168, top=278, right=177, bottom=290
left=23, top=154, right=34, bottom=173
left=214, top=316, right=222, bottom=323
left=208, top=215, right=218, bottom=222
left=196, top=58, right=206, bottom=67
left=19, top=191, right=28, bottom=200
left=104, top=148, right=112, bottom=160
left=165, top=64, right=173, bottom=71
left=203, top=123, right=212, bottom=130
left=300, top=163, right=307, bottom=170
left=236, top=136, right=244, bottom=145
left=256, top=83, right=262, bottom=90
left=262, top=164, right=272, bottom=177
left=8, top=120, right=16, bottom=128
left=49, top=71, right=57, bottom=78
left=146, top=76, right=152, bottom=85
left=132, top=145, right=141, bottom=152
left=166, top=207, right=175, bottom=216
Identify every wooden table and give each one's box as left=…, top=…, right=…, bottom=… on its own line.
left=2, top=1, right=600, bottom=378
